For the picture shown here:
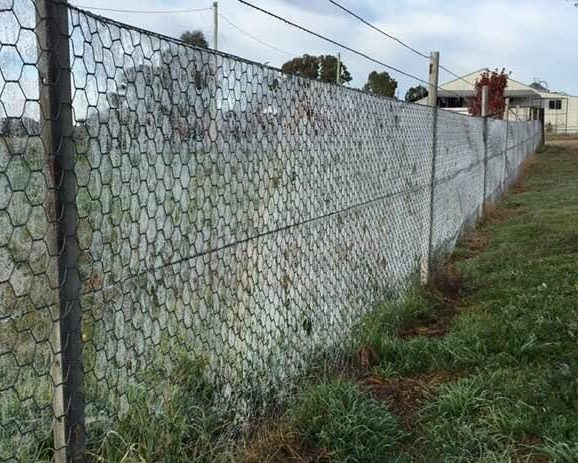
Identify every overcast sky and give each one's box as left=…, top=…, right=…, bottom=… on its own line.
left=69, top=0, right=578, bottom=98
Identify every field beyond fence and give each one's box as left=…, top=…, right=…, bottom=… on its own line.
left=0, top=1, right=541, bottom=461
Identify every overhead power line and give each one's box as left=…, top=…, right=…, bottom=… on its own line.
left=72, top=4, right=212, bottom=14
left=326, top=0, right=428, bottom=59
left=325, top=0, right=475, bottom=87
left=218, top=13, right=294, bottom=57
left=236, top=0, right=432, bottom=87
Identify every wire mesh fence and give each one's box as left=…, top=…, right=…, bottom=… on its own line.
left=0, top=1, right=542, bottom=461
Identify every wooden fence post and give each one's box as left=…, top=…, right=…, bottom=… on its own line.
left=422, top=51, right=439, bottom=284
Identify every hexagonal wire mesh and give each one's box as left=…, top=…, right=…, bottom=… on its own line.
left=0, top=0, right=542, bottom=460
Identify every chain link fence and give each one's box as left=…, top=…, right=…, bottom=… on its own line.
left=0, top=1, right=542, bottom=461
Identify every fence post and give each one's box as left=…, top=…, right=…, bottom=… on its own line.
left=422, top=51, right=439, bottom=284
left=538, top=107, right=545, bottom=146
left=213, top=1, right=219, bottom=50
left=503, top=100, right=510, bottom=192
left=481, top=85, right=489, bottom=118
left=427, top=51, right=439, bottom=107
left=481, top=85, right=489, bottom=214
left=35, top=0, right=85, bottom=461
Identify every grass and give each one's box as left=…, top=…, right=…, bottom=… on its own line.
left=86, top=355, right=236, bottom=463
left=289, top=382, right=409, bottom=462
left=243, top=142, right=578, bottom=462
left=544, top=133, right=578, bottom=141
left=243, top=381, right=410, bottom=463
left=2, top=141, right=572, bottom=462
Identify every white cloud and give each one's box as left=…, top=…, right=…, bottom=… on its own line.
left=2, top=0, right=576, bottom=119
left=70, top=0, right=578, bottom=96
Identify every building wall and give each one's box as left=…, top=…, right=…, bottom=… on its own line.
left=542, top=95, right=578, bottom=134
left=416, top=69, right=578, bottom=134
left=509, top=94, right=578, bottom=134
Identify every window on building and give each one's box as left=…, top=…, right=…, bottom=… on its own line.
left=549, top=99, right=562, bottom=110
left=436, top=97, right=466, bottom=108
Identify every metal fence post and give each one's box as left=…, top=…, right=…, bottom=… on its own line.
left=35, top=0, right=85, bottom=461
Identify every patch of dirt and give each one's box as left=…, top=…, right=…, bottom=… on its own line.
left=464, top=230, right=490, bottom=254
left=242, top=425, right=333, bottom=463
left=527, top=453, right=550, bottom=462
left=359, top=371, right=456, bottom=428
left=546, top=138, right=578, bottom=149
left=512, top=181, right=528, bottom=194
left=397, top=263, right=467, bottom=339
left=357, top=345, right=379, bottom=369
left=482, top=205, right=521, bottom=225
left=452, top=230, right=490, bottom=262
left=430, top=262, right=467, bottom=301
left=529, top=455, right=550, bottom=463
left=516, top=436, right=550, bottom=463
left=397, top=309, right=455, bottom=338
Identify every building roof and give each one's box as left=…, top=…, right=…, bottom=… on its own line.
left=437, top=69, right=540, bottom=98
left=417, top=69, right=578, bottom=105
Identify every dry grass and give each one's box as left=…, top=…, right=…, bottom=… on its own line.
left=462, top=230, right=490, bottom=256
left=481, top=203, right=521, bottom=225
left=545, top=137, right=578, bottom=148
left=242, top=424, right=333, bottom=463
left=358, top=371, right=457, bottom=428
left=398, top=262, right=467, bottom=338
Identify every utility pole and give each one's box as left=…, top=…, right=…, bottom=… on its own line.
left=336, top=52, right=341, bottom=85
left=427, top=51, right=439, bottom=107
left=481, top=85, right=489, bottom=117
left=213, top=1, right=218, bottom=51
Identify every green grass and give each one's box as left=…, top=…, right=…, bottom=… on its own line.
left=86, top=355, right=236, bottom=463
left=289, top=382, right=409, bottom=462
left=246, top=143, right=578, bottom=462
left=3, top=142, right=575, bottom=462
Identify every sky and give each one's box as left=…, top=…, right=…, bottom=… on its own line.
left=67, top=0, right=578, bottom=98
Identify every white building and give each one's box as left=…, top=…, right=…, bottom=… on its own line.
left=417, top=69, right=578, bottom=135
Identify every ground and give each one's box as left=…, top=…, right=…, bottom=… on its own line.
left=241, top=140, right=578, bottom=462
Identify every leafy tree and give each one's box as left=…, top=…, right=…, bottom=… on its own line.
left=318, top=55, right=352, bottom=84
left=405, top=85, right=428, bottom=103
left=180, top=30, right=209, bottom=48
left=363, top=71, right=397, bottom=98
left=281, top=54, right=352, bottom=84
left=469, top=68, right=510, bottom=119
left=282, top=54, right=319, bottom=80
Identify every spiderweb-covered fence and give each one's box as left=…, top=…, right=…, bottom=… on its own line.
left=0, top=1, right=541, bottom=460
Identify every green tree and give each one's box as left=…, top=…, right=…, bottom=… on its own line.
left=318, top=55, right=352, bottom=84
left=281, top=54, right=352, bottom=85
left=405, top=85, right=428, bottom=103
left=180, top=30, right=209, bottom=48
left=363, top=71, right=398, bottom=98
left=281, top=54, right=320, bottom=80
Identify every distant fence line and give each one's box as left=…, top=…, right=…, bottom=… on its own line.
left=0, top=1, right=542, bottom=461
